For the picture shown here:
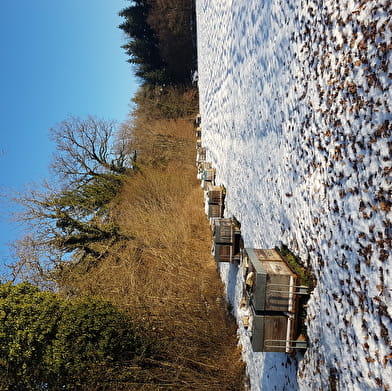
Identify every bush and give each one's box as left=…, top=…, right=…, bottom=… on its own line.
left=0, top=282, right=145, bottom=390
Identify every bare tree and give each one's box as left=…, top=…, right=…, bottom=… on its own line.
left=8, top=116, right=133, bottom=286
left=49, top=115, right=133, bottom=186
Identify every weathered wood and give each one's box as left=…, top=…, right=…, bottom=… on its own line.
left=251, top=308, right=292, bottom=352
left=213, top=243, right=233, bottom=263
left=243, top=248, right=302, bottom=353
left=213, top=218, right=236, bottom=243
left=243, top=248, right=297, bottom=312
left=211, top=218, right=242, bottom=262
left=206, top=184, right=225, bottom=205
left=208, top=203, right=223, bottom=219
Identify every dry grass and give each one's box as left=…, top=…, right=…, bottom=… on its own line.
left=62, top=116, right=246, bottom=390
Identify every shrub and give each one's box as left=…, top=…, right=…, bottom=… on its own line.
left=0, top=282, right=145, bottom=390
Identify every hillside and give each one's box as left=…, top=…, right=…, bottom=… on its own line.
left=55, top=89, right=247, bottom=390
left=196, top=0, right=391, bottom=390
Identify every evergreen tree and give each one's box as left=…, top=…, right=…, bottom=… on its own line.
left=119, top=1, right=168, bottom=84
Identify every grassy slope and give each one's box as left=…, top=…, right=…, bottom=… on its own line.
left=63, top=112, right=246, bottom=390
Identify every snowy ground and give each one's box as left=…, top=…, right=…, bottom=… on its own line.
left=196, top=0, right=391, bottom=390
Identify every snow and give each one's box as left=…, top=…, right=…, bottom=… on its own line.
left=196, top=0, right=392, bottom=390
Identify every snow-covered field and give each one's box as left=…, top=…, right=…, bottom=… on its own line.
left=196, top=0, right=391, bottom=390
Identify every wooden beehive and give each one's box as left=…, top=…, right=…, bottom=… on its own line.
left=213, top=218, right=236, bottom=242
left=195, top=127, right=202, bottom=138
left=202, top=167, right=215, bottom=182
left=243, top=248, right=297, bottom=313
left=194, top=113, right=201, bottom=126
left=214, top=243, right=234, bottom=263
left=206, top=185, right=225, bottom=205
left=201, top=167, right=216, bottom=190
left=243, top=249, right=309, bottom=353
left=204, top=184, right=224, bottom=219
left=250, top=306, right=296, bottom=353
left=207, top=203, right=224, bottom=219
left=196, top=147, right=206, bottom=165
left=212, top=218, right=242, bottom=262
left=197, top=161, right=211, bottom=180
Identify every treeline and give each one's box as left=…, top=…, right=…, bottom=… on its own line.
left=119, top=0, right=197, bottom=84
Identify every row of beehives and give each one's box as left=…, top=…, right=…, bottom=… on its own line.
left=194, top=115, right=308, bottom=354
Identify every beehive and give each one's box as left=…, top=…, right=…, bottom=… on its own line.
left=207, top=203, right=224, bottom=219
left=201, top=168, right=215, bottom=190
left=250, top=306, right=295, bottom=353
left=212, top=218, right=242, bottom=262
left=202, top=167, right=215, bottom=182
left=197, top=161, right=212, bottom=180
left=243, top=248, right=297, bottom=313
left=196, top=147, right=206, bottom=165
left=194, top=113, right=201, bottom=126
left=206, top=185, right=225, bottom=205
left=195, top=127, right=202, bottom=138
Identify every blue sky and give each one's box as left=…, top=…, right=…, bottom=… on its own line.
left=0, top=0, right=138, bottom=271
